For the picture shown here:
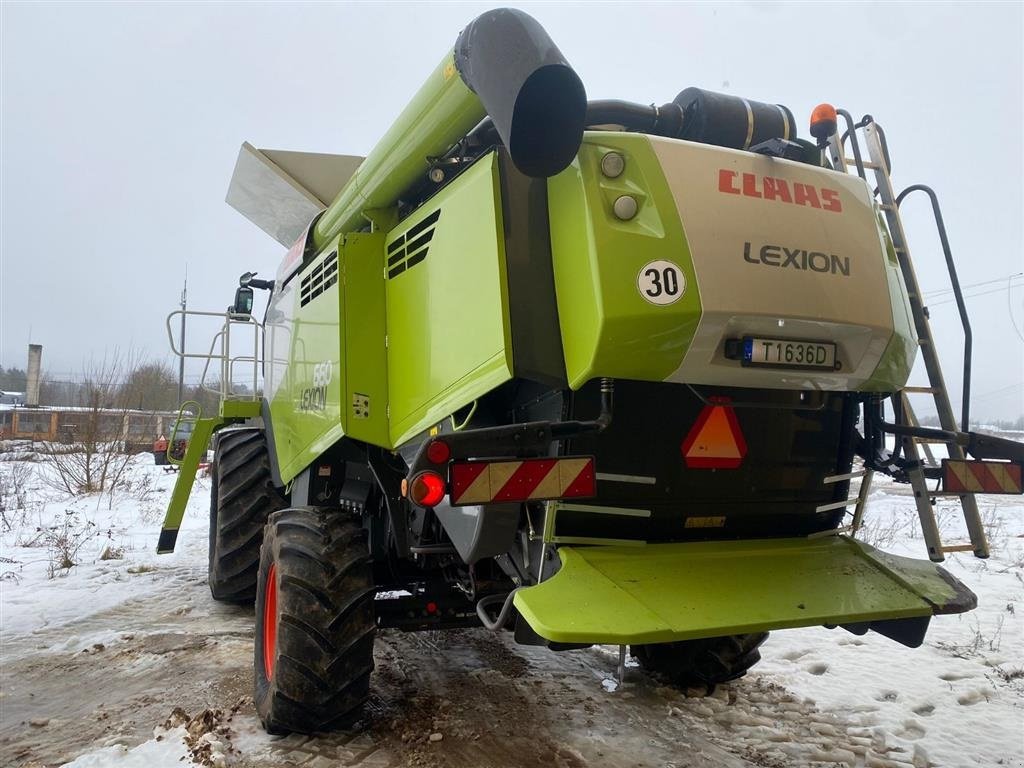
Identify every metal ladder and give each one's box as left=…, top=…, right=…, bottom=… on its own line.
left=811, top=464, right=874, bottom=540
left=827, top=113, right=989, bottom=562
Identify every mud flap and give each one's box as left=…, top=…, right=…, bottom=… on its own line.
left=512, top=536, right=976, bottom=646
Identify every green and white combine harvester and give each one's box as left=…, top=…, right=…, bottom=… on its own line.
left=158, top=9, right=1024, bottom=734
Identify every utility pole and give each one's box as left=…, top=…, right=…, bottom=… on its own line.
left=177, top=272, right=187, bottom=406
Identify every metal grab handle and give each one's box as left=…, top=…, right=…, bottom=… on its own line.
left=167, top=400, right=202, bottom=467
left=835, top=108, right=867, bottom=180
left=896, top=184, right=972, bottom=432
left=165, top=309, right=249, bottom=356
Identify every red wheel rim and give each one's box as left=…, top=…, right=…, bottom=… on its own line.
left=262, top=563, right=278, bottom=680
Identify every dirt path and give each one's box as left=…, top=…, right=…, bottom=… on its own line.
left=0, top=550, right=917, bottom=768
left=0, top=562, right=753, bottom=768
left=6, top=511, right=1007, bottom=767
left=4, top=456, right=1021, bottom=767
left=0, top=550, right=750, bottom=768
left=0, top=561, right=255, bottom=766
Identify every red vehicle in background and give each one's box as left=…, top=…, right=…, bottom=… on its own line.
left=153, top=419, right=194, bottom=465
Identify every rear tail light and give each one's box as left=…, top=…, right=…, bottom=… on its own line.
left=426, top=439, right=451, bottom=464
left=409, top=470, right=447, bottom=507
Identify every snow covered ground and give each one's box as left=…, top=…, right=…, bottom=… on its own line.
left=753, top=488, right=1024, bottom=768
left=0, top=441, right=1021, bottom=767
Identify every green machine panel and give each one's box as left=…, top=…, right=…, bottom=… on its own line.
left=271, top=232, right=392, bottom=479
left=343, top=232, right=390, bottom=447
left=547, top=133, right=702, bottom=390
left=273, top=239, right=346, bottom=484
left=514, top=537, right=972, bottom=645
left=385, top=153, right=514, bottom=446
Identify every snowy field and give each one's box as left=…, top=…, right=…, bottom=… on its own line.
left=0, top=441, right=1021, bottom=767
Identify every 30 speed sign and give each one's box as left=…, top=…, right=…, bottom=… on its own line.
left=637, top=260, right=685, bottom=305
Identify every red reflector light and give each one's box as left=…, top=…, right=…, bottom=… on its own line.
left=410, top=471, right=446, bottom=507
left=450, top=456, right=595, bottom=506
left=426, top=439, right=451, bottom=464
left=681, top=400, right=747, bottom=469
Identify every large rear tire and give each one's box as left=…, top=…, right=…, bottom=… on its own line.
left=208, top=429, right=287, bottom=603
left=631, top=632, right=768, bottom=689
left=254, top=508, right=376, bottom=734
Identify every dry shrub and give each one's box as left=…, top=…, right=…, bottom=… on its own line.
left=44, top=509, right=99, bottom=577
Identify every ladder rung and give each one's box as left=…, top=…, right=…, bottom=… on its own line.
left=807, top=525, right=853, bottom=540
left=912, top=436, right=953, bottom=444
left=895, top=247, right=908, bottom=255
left=902, top=386, right=941, bottom=394
left=815, top=499, right=856, bottom=513
left=824, top=470, right=867, bottom=484
left=843, top=158, right=883, bottom=171
left=940, top=544, right=976, bottom=553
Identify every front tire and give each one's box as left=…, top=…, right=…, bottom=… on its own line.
left=254, top=508, right=376, bottom=734
left=209, top=429, right=287, bottom=603
left=631, top=632, right=768, bottom=689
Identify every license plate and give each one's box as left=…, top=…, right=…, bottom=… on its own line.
left=742, top=337, right=837, bottom=370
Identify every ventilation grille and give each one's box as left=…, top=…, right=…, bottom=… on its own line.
left=300, top=251, right=338, bottom=307
left=387, top=209, right=440, bottom=280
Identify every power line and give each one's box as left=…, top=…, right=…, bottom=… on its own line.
left=929, top=283, right=1024, bottom=307
left=972, top=382, right=1023, bottom=400
left=924, top=272, right=1023, bottom=298
left=1008, top=274, right=1024, bottom=342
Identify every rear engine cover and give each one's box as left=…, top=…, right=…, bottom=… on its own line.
left=547, top=133, right=916, bottom=392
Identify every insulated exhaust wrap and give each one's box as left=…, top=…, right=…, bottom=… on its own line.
left=455, top=8, right=587, bottom=178
left=674, top=87, right=796, bottom=150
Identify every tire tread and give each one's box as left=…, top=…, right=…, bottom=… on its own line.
left=631, top=632, right=768, bottom=689
left=255, top=509, right=376, bottom=734
left=209, top=429, right=286, bottom=603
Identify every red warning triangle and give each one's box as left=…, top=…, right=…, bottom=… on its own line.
left=681, top=402, right=748, bottom=469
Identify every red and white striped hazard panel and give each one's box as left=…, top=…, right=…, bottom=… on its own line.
left=943, top=459, right=1023, bottom=495
left=450, top=457, right=596, bottom=506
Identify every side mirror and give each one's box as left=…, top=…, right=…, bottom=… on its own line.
left=232, top=285, right=254, bottom=316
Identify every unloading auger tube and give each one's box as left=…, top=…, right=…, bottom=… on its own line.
left=311, top=7, right=587, bottom=250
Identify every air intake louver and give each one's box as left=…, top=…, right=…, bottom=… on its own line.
left=387, top=209, right=440, bottom=280
left=300, top=251, right=338, bottom=307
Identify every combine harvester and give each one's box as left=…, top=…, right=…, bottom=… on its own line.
left=157, top=9, right=1023, bottom=734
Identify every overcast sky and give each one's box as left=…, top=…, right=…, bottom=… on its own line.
left=1, top=1, right=1021, bottom=420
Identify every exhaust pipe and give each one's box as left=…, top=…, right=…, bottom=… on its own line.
left=454, top=10, right=586, bottom=178
left=313, top=8, right=586, bottom=250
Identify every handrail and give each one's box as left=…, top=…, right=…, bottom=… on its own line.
left=835, top=108, right=867, bottom=180
left=167, top=400, right=201, bottom=467
left=896, top=184, right=972, bottom=432
left=165, top=310, right=262, bottom=404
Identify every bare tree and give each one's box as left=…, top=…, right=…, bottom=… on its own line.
left=183, top=380, right=221, bottom=419
left=42, top=351, right=140, bottom=496
left=118, top=361, right=179, bottom=412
